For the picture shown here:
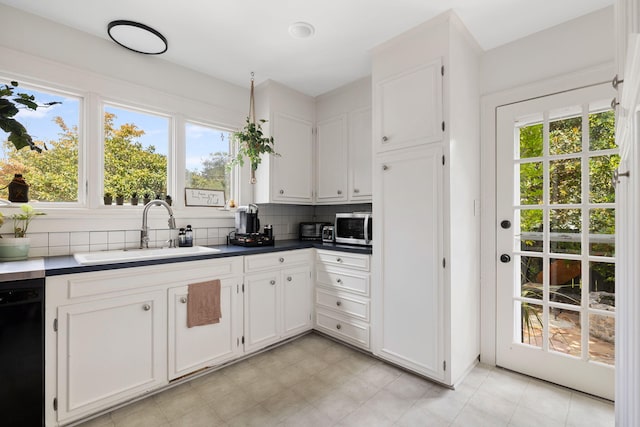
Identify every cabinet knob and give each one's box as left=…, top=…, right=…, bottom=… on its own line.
left=270, top=280, right=276, bottom=285
left=336, top=278, right=343, bottom=284
left=337, top=190, right=342, bottom=195
left=287, top=276, right=292, bottom=282
left=354, top=189, right=360, bottom=194
left=180, top=297, right=187, bottom=304
left=382, top=164, right=389, bottom=171
left=279, top=257, right=285, bottom=263
left=336, top=257, right=343, bottom=263
left=382, top=136, right=388, bottom=142
left=336, top=324, right=342, bottom=330
left=143, top=304, right=151, bottom=311
left=336, top=301, right=342, bottom=307
left=279, top=189, right=284, bottom=195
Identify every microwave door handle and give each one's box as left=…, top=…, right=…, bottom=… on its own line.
left=364, top=215, right=370, bottom=243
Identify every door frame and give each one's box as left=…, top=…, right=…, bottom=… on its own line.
left=479, top=64, right=614, bottom=365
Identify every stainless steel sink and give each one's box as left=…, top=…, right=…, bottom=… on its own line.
left=73, top=246, right=221, bottom=265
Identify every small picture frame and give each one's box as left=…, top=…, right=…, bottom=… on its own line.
left=184, top=188, right=225, bottom=207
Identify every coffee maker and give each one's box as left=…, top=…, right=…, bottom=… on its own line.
left=229, top=204, right=275, bottom=246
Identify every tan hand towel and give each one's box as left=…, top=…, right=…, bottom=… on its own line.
left=187, top=280, right=221, bottom=328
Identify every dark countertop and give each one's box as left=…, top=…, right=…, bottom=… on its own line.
left=42, top=240, right=372, bottom=277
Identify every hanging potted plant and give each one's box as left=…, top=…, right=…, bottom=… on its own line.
left=0, top=204, right=46, bottom=261
left=226, top=73, right=278, bottom=183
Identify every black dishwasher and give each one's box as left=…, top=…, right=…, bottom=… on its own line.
left=0, top=278, right=44, bottom=426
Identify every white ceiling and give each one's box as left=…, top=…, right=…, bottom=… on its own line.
left=0, top=0, right=613, bottom=96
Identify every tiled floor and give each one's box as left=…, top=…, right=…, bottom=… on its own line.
left=78, top=333, right=614, bottom=427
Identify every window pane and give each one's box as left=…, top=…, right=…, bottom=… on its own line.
left=589, top=262, right=615, bottom=310
left=518, top=209, right=543, bottom=252
left=589, top=110, right=616, bottom=151
left=549, top=258, right=581, bottom=306
left=550, top=209, right=581, bottom=255
left=550, top=158, right=581, bottom=204
left=519, top=162, right=543, bottom=205
left=589, top=314, right=615, bottom=365
left=550, top=116, right=581, bottom=155
left=0, top=86, right=80, bottom=202
left=104, top=106, right=168, bottom=201
left=549, top=307, right=581, bottom=358
left=589, top=155, right=620, bottom=204
left=589, top=208, right=615, bottom=257
left=520, top=302, right=543, bottom=348
left=519, top=123, right=543, bottom=159
left=520, top=255, right=543, bottom=300
left=185, top=123, right=231, bottom=197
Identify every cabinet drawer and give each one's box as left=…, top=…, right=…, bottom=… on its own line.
left=245, top=250, right=311, bottom=273
left=315, top=309, right=370, bottom=349
left=316, top=267, right=369, bottom=296
left=316, top=250, right=370, bottom=271
left=315, top=288, right=369, bottom=322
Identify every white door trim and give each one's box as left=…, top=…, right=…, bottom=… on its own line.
left=479, top=63, right=614, bottom=365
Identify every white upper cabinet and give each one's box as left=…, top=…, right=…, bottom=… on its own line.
left=374, top=60, right=443, bottom=153
left=254, top=81, right=315, bottom=204
left=316, top=114, right=348, bottom=202
left=315, top=77, right=373, bottom=204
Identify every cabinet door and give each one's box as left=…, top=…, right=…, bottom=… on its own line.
left=349, top=107, right=372, bottom=201
left=272, top=113, right=314, bottom=203
left=168, top=278, right=242, bottom=380
left=374, top=59, right=443, bottom=153
left=373, top=144, right=445, bottom=381
left=56, top=291, right=166, bottom=422
left=244, top=271, right=280, bottom=352
left=316, top=115, right=348, bottom=203
left=282, top=266, right=312, bottom=337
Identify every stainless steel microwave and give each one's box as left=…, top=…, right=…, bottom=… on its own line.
left=335, top=212, right=372, bottom=246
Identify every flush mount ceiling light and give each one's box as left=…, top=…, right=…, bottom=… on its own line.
left=288, top=21, right=315, bottom=39
left=107, top=20, right=168, bottom=55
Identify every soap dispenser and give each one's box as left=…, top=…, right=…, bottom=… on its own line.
left=185, top=225, right=193, bottom=247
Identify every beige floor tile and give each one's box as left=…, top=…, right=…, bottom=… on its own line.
left=112, top=409, right=169, bottom=427
left=155, top=388, right=208, bottom=422
left=339, top=351, right=376, bottom=375
left=294, top=353, right=330, bottom=375
left=209, top=388, right=259, bottom=421
left=451, top=403, right=509, bottom=427
left=78, top=413, right=114, bottom=427
left=384, top=372, right=433, bottom=400
left=315, top=363, right=357, bottom=386
left=361, top=389, right=415, bottom=422
left=466, top=388, right=518, bottom=424
left=336, top=376, right=381, bottom=404
left=517, top=380, right=571, bottom=423
left=271, top=343, right=309, bottom=364
left=260, top=388, right=310, bottom=421
left=395, top=404, right=451, bottom=427
left=479, top=369, right=530, bottom=404
left=168, top=405, right=226, bottom=427
left=193, top=372, right=242, bottom=403
left=247, top=351, right=290, bottom=372
left=358, top=361, right=403, bottom=389
left=271, top=362, right=312, bottom=387
left=295, top=333, right=334, bottom=353
left=413, top=388, right=470, bottom=422
left=290, top=374, right=337, bottom=403
left=507, top=405, right=564, bottom=427
left=278, top=404, right=334, bottom=427
left=458, top=363, right=493, bottom=390
left=223, top=363, right=263, bottom=386
left=319, top=342, right=357, bottom=363
left=311, top=389, right=362, bottom=422
left=336, top=402, right=394, bottom=427
left=226, top=405, right=279, bottom=427
left=241, top=374, right=286, bottom=403
left=109, top=397, right=162, bottom=422
left=565, top=392, right=614, bottom=427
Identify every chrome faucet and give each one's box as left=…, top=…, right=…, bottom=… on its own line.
left=140, top=200, right=177, bottom=249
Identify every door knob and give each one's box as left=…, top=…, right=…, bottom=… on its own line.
left=500, top=254, right=511, bottom=263
left=500, top=220, right=511, bottom=229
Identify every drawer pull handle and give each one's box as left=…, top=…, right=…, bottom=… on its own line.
left=336, top=258, right=343, bottom=263
left=270, top=280, right=276, bottom=285
left=287, top=276, right=292, bottom=282
left=279, top=189, right=284, bottom=195
left=337, top=190, right=342, bottom=195
left=382, top=136, right=388, bottom=142
left=354, top=189, right=360, bottom=193
left=336, top=278, right=343, bottom=284
left=279, top=257, right=285, bottom=263
left=336, top=324, right=342, bottom=330
left=143, top=304, right=151, bottom=311
left=336, top=301, right=342, bottom=307
left=180, top=297, right=187, bottom=304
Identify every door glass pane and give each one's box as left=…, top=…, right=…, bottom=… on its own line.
left=550, top=158, right=581, bottom=204
left=521, top=256, right=543, bottom=300
left=518, top=209, right=543, bottom=252
left=550, top=116, right=581, bottom=155
left=549, top=258, right=581, bottom=306
left=589, top=262, right=615, bottom=311
left=589, top=110, right=616, bottom=151
left=550, top=209, right=581, bottom=255
left=589, top=208, right=615, bottom=257
left=589, top=314, right=615, bottom=365
left=519, top=123, right=543, bottom=158
left=520, top=302, right=543, bottom=348
left=520, top=162, right=543, bottom=205
left=549, top=307, right=581, bottom=357
left=589, top=155, right=620, bottom=203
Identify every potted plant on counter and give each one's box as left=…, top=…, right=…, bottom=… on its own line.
left=0, top=204, right=46, bottom=261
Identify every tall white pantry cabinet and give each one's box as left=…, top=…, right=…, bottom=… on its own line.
left=371, top=11, right=481, bottom=386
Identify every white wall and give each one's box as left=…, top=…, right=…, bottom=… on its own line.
left=481, top=6, right=615, bottom=95
left=478, top=6, right=616, bottom=364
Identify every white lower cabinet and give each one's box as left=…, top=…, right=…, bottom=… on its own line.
left=314, top=249, right=371, bottom=350
left=56, top=290, right=166, bottom=423
left=244, top=250, right=313, bottom=353
left=168, top=277, right=242, bottom=380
